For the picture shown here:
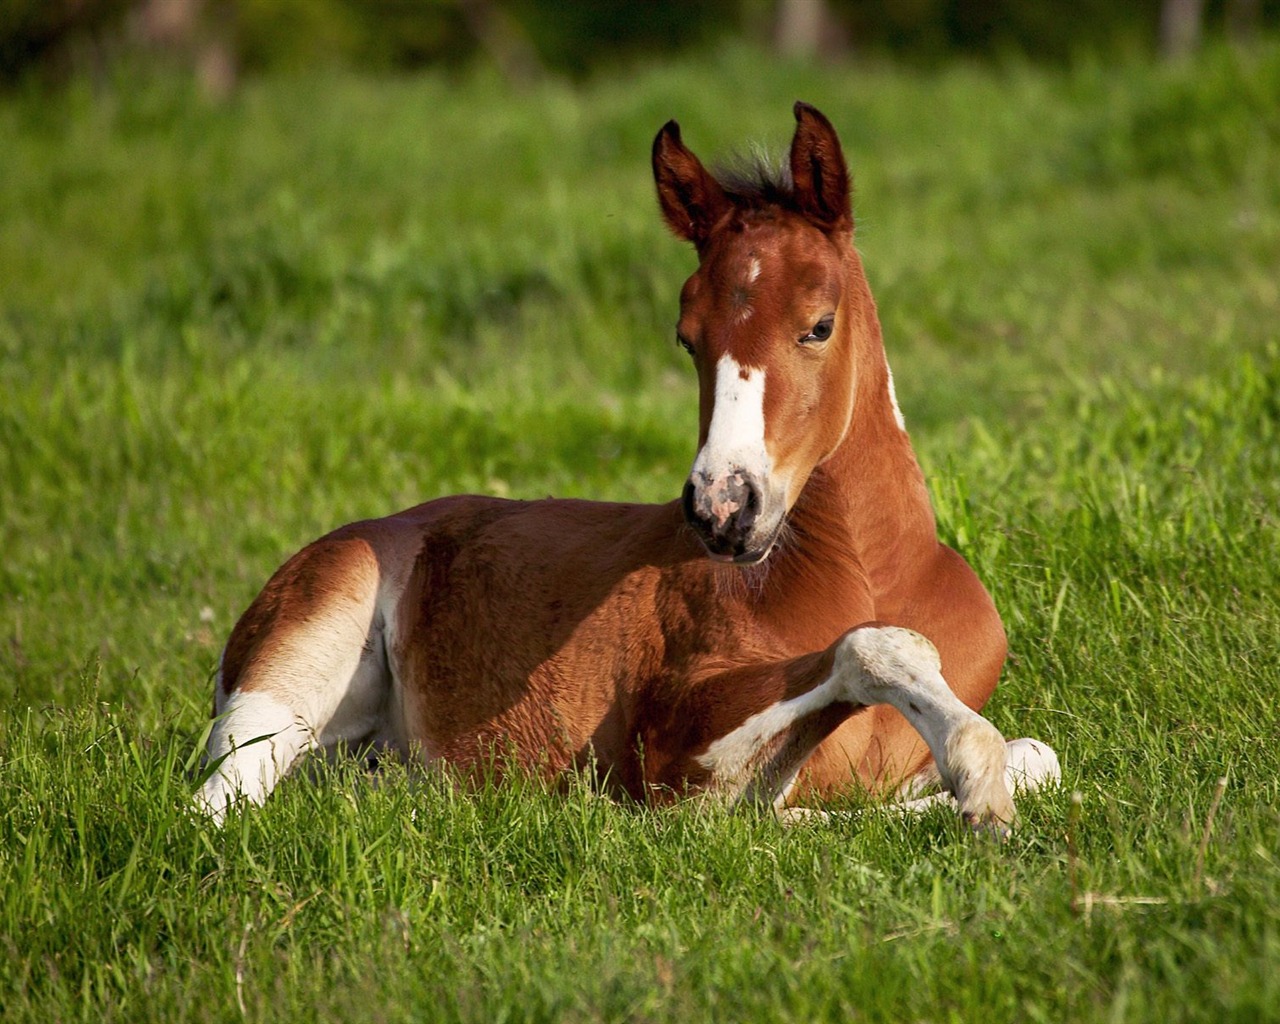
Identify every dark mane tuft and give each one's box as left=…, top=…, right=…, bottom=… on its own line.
left=713, top=151, right=795, bottom=211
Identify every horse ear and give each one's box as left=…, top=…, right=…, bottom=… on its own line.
left=789, top=102, right=852, bottom=234
left=652, top=120, right=731, bottom=248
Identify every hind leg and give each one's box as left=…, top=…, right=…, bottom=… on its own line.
left=194, top=535, right=399, bottom=824
left=195, top=685, right=313, bottom=822
left=195, top=648, right=395, bottom=824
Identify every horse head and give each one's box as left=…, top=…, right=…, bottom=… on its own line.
left=653, top=103, right=861, bottom=564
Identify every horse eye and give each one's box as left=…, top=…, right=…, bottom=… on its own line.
left=802, top=316, right=835, bottom=344
left=677, top=333, right=695, bottom=356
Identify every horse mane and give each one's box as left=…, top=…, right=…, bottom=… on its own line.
left=714, top=151, right=796, bottom=211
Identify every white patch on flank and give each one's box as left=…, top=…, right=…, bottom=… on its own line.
left=885, top=358, right=906, bottom=431
left=691, top=354, right=769, bottom=482
left=697, top=674, right=843, bottom=782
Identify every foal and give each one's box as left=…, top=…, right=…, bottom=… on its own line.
left=196, top=103, right=1058, bottom=827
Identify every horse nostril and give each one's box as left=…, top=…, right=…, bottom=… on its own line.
left=681, top=478, right=699, bottom=526
left=736, top=475, right=760, bottom=534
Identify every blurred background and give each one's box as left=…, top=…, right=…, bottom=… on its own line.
left=4, top=0, right=1279, bottom=92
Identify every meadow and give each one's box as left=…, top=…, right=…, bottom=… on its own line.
left=2, top=38, right=1279, bottom=1022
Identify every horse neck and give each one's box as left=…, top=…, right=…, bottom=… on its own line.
left=783, top=261, right=938, bottom=593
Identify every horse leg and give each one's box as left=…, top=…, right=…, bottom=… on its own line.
left=194, top=536, right=401, bottom=824
left=640, top=623, right=1016, bottom=830
left=895, top=736, right=1061, bottom=812
left=779, top=736, right=1059, bottom=827
left=832, top=626, right=1016, bottom=828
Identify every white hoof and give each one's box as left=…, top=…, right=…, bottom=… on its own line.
left=1005, top=737, right=1061, bottom=794
left=944, top=719, right=1016, bottom=833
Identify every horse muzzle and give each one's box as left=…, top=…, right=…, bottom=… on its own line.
left=682, top=468, right=780, bottom=564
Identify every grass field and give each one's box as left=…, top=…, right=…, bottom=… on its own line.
left=3, top=38, right=1280, bottom=1022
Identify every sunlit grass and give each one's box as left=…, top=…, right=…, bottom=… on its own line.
left=2, top=39, right=1279, bottom=1023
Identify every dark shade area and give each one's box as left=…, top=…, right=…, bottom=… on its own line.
left=3, top=0, right=1279, bottom=86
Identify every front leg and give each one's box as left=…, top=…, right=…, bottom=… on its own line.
left=635, top=624, right=1014, bottom=831
left=833, top=626, right=1014, bottom=829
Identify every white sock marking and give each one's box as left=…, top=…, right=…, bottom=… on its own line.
left=1004, top=737, right=1061, bottom=793
left=892, top=737, right=1061, bottom=817
left=835, top=627, right=1012, bottom=824
left=697, top=674, right=843, bottom=782
left=196, top=690, right=312, bottom=824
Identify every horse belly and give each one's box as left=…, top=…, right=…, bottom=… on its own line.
left=384, top=507, right=666, bottom=779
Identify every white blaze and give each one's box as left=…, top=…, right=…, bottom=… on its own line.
left=692, top=355, right=769, bottom=481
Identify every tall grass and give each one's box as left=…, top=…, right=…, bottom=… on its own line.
left=2, top=39, right=1279, bottom=1022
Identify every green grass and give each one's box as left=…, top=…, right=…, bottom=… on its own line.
left=3, top=39, right=1280, bottom=1022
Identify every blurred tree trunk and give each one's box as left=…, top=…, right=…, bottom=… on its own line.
left=135, top=0, right=236, bottom=100
left=1226, top=0, right=1261, bottom=45
left=1158, top=0, right=1204, bottom=60
left=457, top=0, right=542, bottom=88
left=775, top=0, right=844, bottom=59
